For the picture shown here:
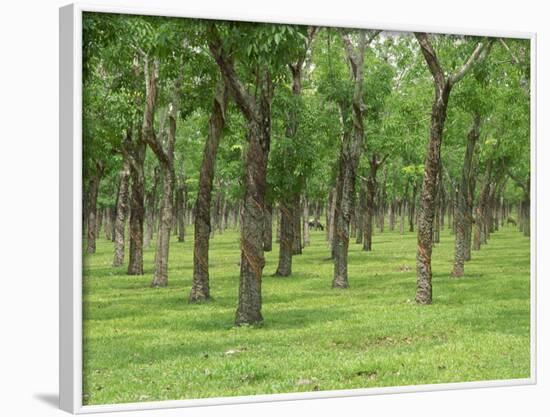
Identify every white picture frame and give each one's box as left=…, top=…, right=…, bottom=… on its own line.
left=59, top=2, right=537, bottom=413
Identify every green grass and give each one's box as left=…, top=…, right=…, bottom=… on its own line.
left=82, top=223, right=531, bottom=405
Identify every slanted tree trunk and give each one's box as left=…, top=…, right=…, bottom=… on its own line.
left=274, top=29, right=318, bottom=270
left=210, top=30, right=275, bottom=325
left=452, top=114, right=481, bottom=277
left=189, top=82, right=227, bottom=302
left=113, top=143, right=131, bottom=267
left=140, top=57, right=181, bottom=287
left=414, top=32, right=490, bottom=304
left=86, top=160, right=104, bottom=254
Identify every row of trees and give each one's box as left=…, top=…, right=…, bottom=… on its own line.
left=83, top=13, right=530, bottom=325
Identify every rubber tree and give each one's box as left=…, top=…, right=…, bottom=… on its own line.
left=332, top=29, right=380, bottom=289
left=189, top=81, right=228, bottom=302
left=141, top=53, right=183, bottom=287
left=274, top=26, right=318, bottom=277
left=208, top=22, right=307, bottom=325
left=112, top=132, right=132, bottom=267
left=414, top=33, right=492, bottom=304
left=452, top=113, right=482, bottom=277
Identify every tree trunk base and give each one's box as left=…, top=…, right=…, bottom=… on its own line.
left=151, top=279, right=167, bottom=288
left=451, top=268, right=464, bottom=278
left=235, top=312, right=263, bottom=326
left=331, top=278, right=349, bottom=289
left=188, top=293, right=212, bottom=303
left=273, top=270, right=291, bottom=277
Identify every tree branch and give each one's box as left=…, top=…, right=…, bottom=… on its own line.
left=449, top=39, right=493, bottom=86
left=414, top=33, right=446, bottom=88
left=207, top=24, right=257, bottom=123
left=499, top=38, right=519, bottom=64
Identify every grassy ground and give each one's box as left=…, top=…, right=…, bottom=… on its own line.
left=82, top=223, right=530, bottom=405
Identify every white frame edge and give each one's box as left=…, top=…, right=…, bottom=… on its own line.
left=59, top=2, right=537, bottom=414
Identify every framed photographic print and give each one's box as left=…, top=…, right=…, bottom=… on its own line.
left=59, top=2, right=536, bottom=413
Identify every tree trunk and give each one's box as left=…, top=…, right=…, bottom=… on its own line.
left=356, top=179, right=366, bottom=244
left=151, top=164, right=174, bottom=287
left=413, top=31, right=491, bottom=304
left=113, top=149, right=130, bottom=267
left=327, top=188, right=336, bottom=249
left=363, top=157, right=378, bottom=251
left=263, top=201, right=273, bottom=252
left=408, top=184, right=417, bottom=233
left=95, top=209, right=103, bottom=240
left=389, top=201, right=396, bottom=231
left=275, top=200, right=293, bottom=276
left=127, top=136, right=146, bottom=275
left=176, top=181, right=187, bottom=242
left=236, top=110, right=271, bottom=324
left=86, top=160, right=104, bottom=254
left=291, top=192, right=302, bottom=255
left=415, top=80, right=450, bottom=303
left=452, top=114, right=480, bottom=276
left=103, top=207, right=112, bottom=241
left=144, top=166, right=160, bottom=248
left=276, top=206, right=281, bottom=244
left=209, top=33, right=274, bottom=324
left=303, top=195, right=310, bottom=247
left=189, top=83, right=227, bottom=302
left=400, top=200, right=405, bottom=235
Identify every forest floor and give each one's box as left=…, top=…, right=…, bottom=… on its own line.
left=82, top=224, right=531, bottom=405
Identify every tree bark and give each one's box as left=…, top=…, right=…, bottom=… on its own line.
left=144, top=166, right=160, bottom=248
left=127, top=134, right=146, bottom=275
left=189, top=82, right=227, bottom=302
left=275, top=201, right=293, bottom=276
left=209, top=30, right=273, bottom=325
left=414, top=32, right=489, bottom=304
left=400, top=200, right=405, bottom=235
left=113, top=142, right=131, bottom=267
left=452, top=114, right=481, bottom=277
left=291, top=192, right=302, bottom=255
left=303, top=195, right=310, bottom=247
left=408, top=184, right=417, bottom=233
left=176, top=178, right=187, bottom=243
left=86, top=160, right=104, bottom=254
left=332, top=30, right=378, bottom=288
left=363, top=155, right=380, bottom=251
left=263, top=201, right=273, bottom=251
left=140, top=57, right=180, bottom=287
left=356, top=178, right=366, bottom=244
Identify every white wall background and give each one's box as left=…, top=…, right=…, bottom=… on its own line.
left=0, top=0, right=547, bottom=415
